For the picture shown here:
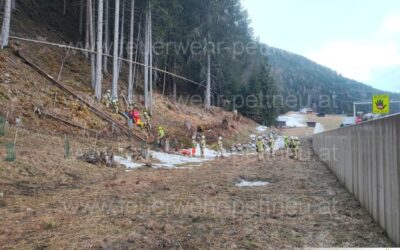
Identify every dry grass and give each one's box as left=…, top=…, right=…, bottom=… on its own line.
left=0, top=131, right=392, bottom=248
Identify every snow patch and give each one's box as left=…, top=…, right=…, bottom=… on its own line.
left=277, top=114, right=307, bottom=128
left=236, top=179, right=270, bottom=187
left=151, top=149, right=213, bottom=169
left=256, top=126, right=268, bottom=132
left=114, top=156, right=143, bottom=169
left=314, top=123, right=325, bottom=134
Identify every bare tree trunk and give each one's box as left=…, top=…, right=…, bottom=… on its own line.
left=173, top=78, right=176, bottom=101
left=111, top=0, right=120, bottom=99
left=88, top=0, right=96, bottom=88
left=205, top=53, right=211, bottom=111
left=95, top=0, right=104, bottom=100
left=143, top=8, right=149, bottom=110
left=0, top=0, right=11, bottom=49
left=127, top=0, right=135, bottom=103
left=132, top=15, right=141, bottom=90
left=85, top=0, right=89, bottom=58
left=173, top=60, right=177, bottom=101
left=162, top=65, right=166, bottom=96
left=79, top=0, right=84, bottom=35
left=149, top=3, right=153, bottom=114
left=103, top=0, right=109, bottom=73
left=63, top=0, right=67, bottom=15
left=118, top=0, right=125, bottom=73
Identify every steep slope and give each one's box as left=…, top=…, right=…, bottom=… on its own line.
left=264, top=45, right=400, bottom=114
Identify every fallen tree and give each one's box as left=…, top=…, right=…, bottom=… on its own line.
left=15, top=49, right=147, bottom=143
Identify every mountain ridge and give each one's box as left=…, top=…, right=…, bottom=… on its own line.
left=262, top=44, right=400, bottom=114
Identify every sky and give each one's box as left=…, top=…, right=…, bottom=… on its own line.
left=241, top=0, right=400, bottom=93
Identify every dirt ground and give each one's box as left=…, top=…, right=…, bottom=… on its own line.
left=0, top=133, right=392, bottom=249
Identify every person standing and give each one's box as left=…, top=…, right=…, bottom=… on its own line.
left=200, top=135, right=206, bottom=158
left=268, top=135, right=275, bottom=155
left=284, top=136, right=289, bottom=150
left=103, top=89, right=111, bottom=108
left=256, top=137, right=264, bottom=161
left=294, top=137, right=300, bottom=160
left=191, top=136, right=197, bottom=157
left=217, top=137, right=224, bottom=158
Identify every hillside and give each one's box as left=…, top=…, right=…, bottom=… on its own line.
left=264, top=45, right=400, bottom=114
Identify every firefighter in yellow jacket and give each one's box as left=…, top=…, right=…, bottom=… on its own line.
left=217, top=137, right=224, bottom=158
left=256, top=137, right=264, bottom=161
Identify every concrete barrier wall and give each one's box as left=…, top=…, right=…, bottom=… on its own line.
left=313, top=114, right=400, bottom=245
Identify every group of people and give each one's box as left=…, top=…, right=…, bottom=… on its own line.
left=102, top=90, right=119, bottom=113
left=102, top=89, right=152, bottom=131
left=128, top=107, right=152, bottom=131
left=256, top=135, right=301, bottom=161
left=285, top=136, right=300, bottom=159
left=256, top=135, right=275, bottom=161
left=191, top=135, right=224, bottom=158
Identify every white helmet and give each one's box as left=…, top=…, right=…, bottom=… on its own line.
left=219, top=137, right=222, bottom=140
left=202, top=135, right=205, bottom=139
left=192, top=136, right=196, bottom=140
left=107, top=89, right=111, bottom=93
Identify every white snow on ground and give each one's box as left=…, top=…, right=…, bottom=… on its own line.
left=277, top=113, right=307, bottom=128
left=256, top=126, right=268, bottom=132
left=300, top=108, right=309, bottom=114
left=314, top=123, right=325, bottom=134
left=115, top=144, right=233, bottom=170
left=236, top=180, right=270, bottom=187
left=151, top=150, right=213, bottom=168
left=114, top=156, right=143, bottom=169
left=116, top=124, right=286, bottom=170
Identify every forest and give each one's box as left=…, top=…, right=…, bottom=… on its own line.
left=0, top=0, right=277, bottom=124
left=1, top=0, right=396, bottom=122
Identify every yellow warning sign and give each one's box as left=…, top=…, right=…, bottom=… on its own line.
left=372, top=95, right=390, bottom=114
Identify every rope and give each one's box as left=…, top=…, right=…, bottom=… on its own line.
left=9, top=35, right=209, bottom=90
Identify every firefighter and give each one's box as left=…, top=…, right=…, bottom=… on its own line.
left=217, top=137, right=224, bottom=158
left=288, top=136, right=300, bottom=159
left=158, top=126, right=165, bottom=140
left=131, top=108, right=144, bottom=128
left=111, top=97, right=119, bottom=113
left=293, top=137, right=300, bottom=160
left=268, top=135, right=275, bottom=155
left=284, top=136, right=289, bottom=150
left=191, top=136, right=197, bottom=157
left=158, top=126, right=166, bottom=149
left=256, top=136, right=264, bottom=161
left=143, top=111, right=152, bottom=130
left=200, top=135, right=206, bottom=158
left=103, top=89, right=111, bottom=108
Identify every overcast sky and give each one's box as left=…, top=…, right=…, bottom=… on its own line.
left=242, top=0, right=400, bottom=93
